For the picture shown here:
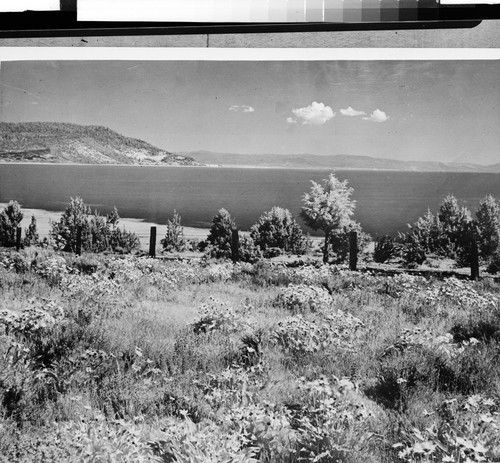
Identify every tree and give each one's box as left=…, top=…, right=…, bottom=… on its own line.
left=24, top=215, right=39, bottom=247
left=50, top=197, right=92, bottom=252
left=206, top=208, right=237, bottom=259
left=437, top=194, right=472, bottom=249
left=0, top=200, right=24, bottom=247
left=250, top=206, right=308, bottom=257
left=301, top=173, right=356, bottom=263
left=475, top=195, right=500, bottom=260
left=161, top=210, right=186, bottom=252
left=50, top=197, right=140, bottom=254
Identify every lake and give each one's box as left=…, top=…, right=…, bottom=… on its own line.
left=1, top=164, right=500, bottom=237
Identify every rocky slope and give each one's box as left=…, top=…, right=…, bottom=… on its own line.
left=0, top=122, right=201, bottom=166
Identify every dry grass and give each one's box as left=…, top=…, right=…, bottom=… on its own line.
left=0, top=247, right=499, bottom=462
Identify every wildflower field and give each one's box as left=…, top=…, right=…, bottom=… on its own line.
left=1, top=247, right=500, bottom=462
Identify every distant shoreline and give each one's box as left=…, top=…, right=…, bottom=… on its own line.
left=0, top=161, right=495, bottom=173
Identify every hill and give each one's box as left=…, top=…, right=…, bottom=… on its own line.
left=0, top=122, right=201, bottom=166
left=184, top=151, right=500, bottom=172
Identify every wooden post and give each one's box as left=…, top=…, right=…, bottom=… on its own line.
left=76, top=226, right=82, bottom=255
left=15, top=227, right=22, bottom=251
left=470, top=233, right=480, bottom=281
left=231, top=229, right=239, bottom=263
left=149, top=226, right=157, bottom=258
left=349, top=231, right=358, bottom=271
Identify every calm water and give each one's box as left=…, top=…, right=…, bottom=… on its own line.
left=1, top=164, right=500, bottom=237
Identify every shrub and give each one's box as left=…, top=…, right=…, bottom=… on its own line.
left=476, top=195, right=500, bottom=260
left=23, top=215, right=39, bottom=247
left=0, top=201, right=23, bottom=247
left=250, top=206, right=309, bottom=257
left=50, top=198, right=139, bottom=254
left=107, top=227, right=141, bottom=254
left=238, top=235, right=262, bottom=263
left=373, top=235, right=396, bottom=263
left=205, top=209, right=236, bottom=259
left=275, top=284, right=333, bottom=313
left=161, top=210, right=186, bottom=252
left=329, top=222, right=371, bottom=264
left=487, top=250, right=500, bottom=274
left=400, top=233, right=427, bottom=268
left=399, top=195, right=475, bottom=266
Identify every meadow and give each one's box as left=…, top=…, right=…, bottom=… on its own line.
left=0, top=246, right=499, bottom=462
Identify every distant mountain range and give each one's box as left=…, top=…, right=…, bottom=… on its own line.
left=0, top=122, right=200, bottom=166
left=184, top=151, right=500, bottom=173
left=1, top=123, right=498, bottom=172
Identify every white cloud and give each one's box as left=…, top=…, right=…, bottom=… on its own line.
left=292, top=101, right=335, bottom=125
left=340, top=106, right=366, bottom=117
left=286, top=117, right=297, bottom=125
left=363, top=109, right=389, bottom=123
left=229, top=104, right=255, bottom=113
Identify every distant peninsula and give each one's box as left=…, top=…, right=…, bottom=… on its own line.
left=0, top=122, right=201, bottom=166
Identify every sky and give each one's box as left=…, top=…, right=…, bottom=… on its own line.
left=0, top=59, right=499, bottom=165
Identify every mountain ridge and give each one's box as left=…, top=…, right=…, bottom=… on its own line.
left=183, top=150, right=500, bottom=173
left=0, top=122, right=201, bottom=166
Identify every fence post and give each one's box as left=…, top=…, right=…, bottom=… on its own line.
left=149, top=226, right=157, bottom=258
left=349, top=231, right=358, bottom=271
left=16, top=226, right=22, bottom=251
left=470, top=233, right=480, bottom=281
left=76, top=226, right=82, bottom=256
left=231, top=229, right=239, bottom=263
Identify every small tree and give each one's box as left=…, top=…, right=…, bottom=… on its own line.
left=206, top=208, right=237, bottom=259
left=475, top=195, right=500, bottom=260
left=50, top=197, right=139, bottom=254
left=0, top=200, right=24, bottom=247
left=24, top=215, right=39, bottom=247
left=301, top=173, right=356, bottom=263
left=438, top=194, right=472, bottom=253
left=161, top=210, right=186, bottom=252
left=373, top=235, right=396, bottom=264
left=250, top=206, right=308, bottom=257
left=329, top=221, right=371, bottom=264
left=50, top=197, right=92, bottom=252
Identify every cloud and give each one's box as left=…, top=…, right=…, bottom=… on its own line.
left=286, top=117, right=297, bottom=125
left=363, top=109, right=389, bottom=123
left=340, top=106, right=366, bottom=117
left=229, top=105, right=255, bottom=113
left=291, top=101, right=335, bottom=125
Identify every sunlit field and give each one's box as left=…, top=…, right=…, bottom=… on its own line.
left=1, top=247, right=499, bottom=463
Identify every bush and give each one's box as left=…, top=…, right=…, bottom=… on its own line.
left=0, top=201, right=23, bottom=247
left=50, top=198, right=139, bottom=254
left=238, top=235, right=262, bottom=263
left=487, top=250, right=500, bottom=274
left=400, top=235, right=426, bottom=268
left=328, top=222, right=371, bottom=264
left=23, top=215, right=39, bottom=247
left=250, top=206, right=309, bottom=257
left=107, top=227, right=141, bottom=254
left=205, top=209, right=236, bottom=259
left=476, top=195, right=500, bottom=260
left=161, top=210, right=186, bottom=252
left=373, top=235, right=396, bottom=263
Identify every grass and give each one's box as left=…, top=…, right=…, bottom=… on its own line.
left=0, top=246, right=499, bottom=462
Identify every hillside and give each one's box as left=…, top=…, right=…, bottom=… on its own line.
left=0, top=122, right=201, bottom=166
left=185, top=151, right=500, bottom=172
